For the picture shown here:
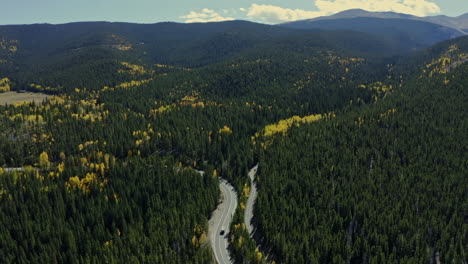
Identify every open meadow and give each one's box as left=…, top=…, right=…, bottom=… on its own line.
left=0, top=92, right=49, bottom=105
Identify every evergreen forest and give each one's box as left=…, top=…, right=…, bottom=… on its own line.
left=0, top=20, right=466, bottom=263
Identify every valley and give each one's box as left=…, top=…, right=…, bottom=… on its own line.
left=0, top=10, right=467, bottom=264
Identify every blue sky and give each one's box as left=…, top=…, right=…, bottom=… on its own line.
left=1, top=0, right=467, bottom=25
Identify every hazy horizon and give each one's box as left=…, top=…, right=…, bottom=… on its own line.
left=2, top=0, right=467, bottom=25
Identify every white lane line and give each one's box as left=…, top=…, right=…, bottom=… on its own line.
left=213, top=181, right=237, bottom=264
left=218, top=183, right=230, bottom=264
left=216, top=184, right=225, bottom=264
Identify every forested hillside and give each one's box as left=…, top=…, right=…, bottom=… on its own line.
left=283, top=17, right=464, bottom=53
left=0, top=19, right=466, bottom=263
left=253, top=37, right=468, bottom=263
left=0, top=20, right=447, bottom=93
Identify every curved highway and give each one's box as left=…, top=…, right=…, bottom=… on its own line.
left=244, top=164, right=269, bottom=261
left=208, top=179, right=237, bottom=264
left=244, top=164, right=259, bottom=236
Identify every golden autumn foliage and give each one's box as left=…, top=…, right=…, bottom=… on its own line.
left=422, top=44, right=468, bottom=78
left=191, top=101, right=205, bottom=108
left=253, top=113, right=335, bottom=149
left=257, top=113, right=327, bottom=138
left=181, top=95, right=198, bottom=103
left=110, top=34, right=132, bottom=51
left=115, top=78, right=154, bottom=89
left=80, top=157, right=88, bottom=166
left=9, top=113, right=44, bottom=124
left=218, top=125, right=233, bottom=134
left=191, top=236, right=199, bottom=247
left=191, top=224, right=207, bottom=248
left=368, top=82, right=393, bottom=94
left=255, top=248, right=264, bottom=262
left=150, top=93, right=212, bottom=117
left=132, top=128, right=153, bottom=147
left=66, top=99, right=109, bottom=122
left=115, top=45, right=132, bottom=51
left=242, top=183, right=250, bottom=198
left=150, top=104, right=176, bottom=116
left=0, top=78, right=11, bottom=92
left=354, top=108, right=397, bottom=127
left=39, top=152, right=50, bottom=168
left=31, top=133, right=54, bottom=144
left=57, top=162, right=65, bottom=173
left=0, top=39, right=18, bottom=53
left=355, top=116, right=365, bottom=127
left=29, top=83, right=62, bottom=93
left=155, top=64, right=192, bottom=71
left=191, top=231, right=207, bottom=248
left=324, top=52, right=365, bottom=66
left=380, top=108, right=397, bottom=119
left=118, top=62, right=154, bottom=75
left=236, top=236, right=244, bottom=248
left=198, top=232, right=207, bottom=244
left=65, top=172, right=99, bottom=193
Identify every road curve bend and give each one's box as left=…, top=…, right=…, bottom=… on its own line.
left=244, top=164, right=259, bottom=236
left=208, top=179, right=237, bottom=264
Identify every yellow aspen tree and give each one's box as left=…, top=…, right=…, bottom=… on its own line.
left=39, top=152, right=50, bottom=167
left=104, top=154, right=110, bottom=167
left=99, top=163, right=105, bottom=177
left=199, top=232, right=207, bottom=244
left=191, top=235, right=199, bottom=247
left=57, top=162, right=65, bottom=173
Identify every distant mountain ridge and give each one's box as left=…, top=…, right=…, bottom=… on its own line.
left=1, top=18, right=466, bottom=92
left=0, top=20, right=407, bottom=92
left=281, top=10, right=466, bottom=52
left=283, top=9, right=468, bottom=34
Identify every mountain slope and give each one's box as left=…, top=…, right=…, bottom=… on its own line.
left=282, top=17, right=464, bottom=53
left=284, top=9, right=468, bottom=34
left=0, top=20, right=404, bottom=92
left=253, top=36, right=468, bottom=264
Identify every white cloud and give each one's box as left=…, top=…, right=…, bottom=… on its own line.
left=245, top=0, right=440, bottom=23
left=246, top=4, right=326, bottom=24
left=181, top=8, right=235, bottom=23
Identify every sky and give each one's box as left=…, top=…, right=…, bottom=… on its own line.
left=1, top=0, right=467, bottom=25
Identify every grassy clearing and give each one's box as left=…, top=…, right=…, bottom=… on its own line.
left=0, top=92, right=49, bottom=105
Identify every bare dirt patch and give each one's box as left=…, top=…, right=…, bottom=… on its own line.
left=0, top=92, right=50, bottom=105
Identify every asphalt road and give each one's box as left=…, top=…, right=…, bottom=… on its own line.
left=245, top=164, right=259, bottom=236
left=208, top=179, right=237, bottom=264
left=2, top=168, right=25, bottom=173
